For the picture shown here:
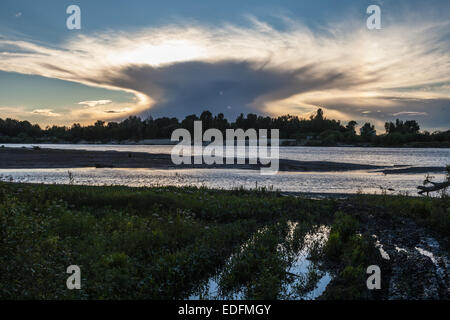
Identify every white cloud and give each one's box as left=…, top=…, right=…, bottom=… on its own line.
left=392, top=111, right=428, bottom=116
left=78, top=100, right=112, bottom=107
left=32, top=109, right=61, bottom=117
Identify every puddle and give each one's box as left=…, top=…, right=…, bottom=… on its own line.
left=281, top=224, right=331, bottom=300
left=188, top=228, right=268, bottom=300
left=188, top=223, right=332, bottom=300
left=415, top=247, right=438, bottom=265
left=189, top=273, right=244, bottom=300
left=372, top=235, right=390, bottom=260
left=415, top=237, right=449, bottom=285
left=395, top=246, right=407, bottom=253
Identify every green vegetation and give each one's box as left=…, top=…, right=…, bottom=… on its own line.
left=321, top=212, right=380, bottom=299
left=0, top=182, right=448, bottom=299
left=218, top=223, right=290, bottom=299
left=0, top=109, right=449, bottom=147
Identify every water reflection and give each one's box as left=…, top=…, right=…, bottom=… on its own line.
left=189, top=223, right=331, bottom=300
left=0, top=167, right=444, bottom=195
left=281, top=224, right=331, bottom=300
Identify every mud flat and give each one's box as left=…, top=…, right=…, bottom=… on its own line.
left=377, top=166, right=446, bottom=174
left=1, top=147, right=443, bottom=173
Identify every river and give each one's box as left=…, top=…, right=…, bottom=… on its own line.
left=0, top=144, right=448, bottom=195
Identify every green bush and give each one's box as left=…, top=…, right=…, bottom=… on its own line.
left=323, top=231, right=342, bottom=260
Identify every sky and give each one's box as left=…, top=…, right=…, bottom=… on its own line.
left=0, top=0, right=449, bottom=131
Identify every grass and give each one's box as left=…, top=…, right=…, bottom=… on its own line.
left=320, top=212, right=381, bottom=299
left=0, top=181, right=448, bottom=299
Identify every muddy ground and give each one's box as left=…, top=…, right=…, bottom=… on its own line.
left=337, top=201, right=449, bottom=299
left=0, top=147, right=445, bottom=174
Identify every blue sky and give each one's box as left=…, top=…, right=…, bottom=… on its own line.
left=0, top=0, right=449, bottom=130
left=1, top=0, right=371, bottom=39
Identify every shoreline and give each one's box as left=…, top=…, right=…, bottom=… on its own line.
left=2, top=141, right=450, bottom=148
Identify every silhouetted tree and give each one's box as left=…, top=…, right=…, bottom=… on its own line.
left=0, top=109, right=448, bottom=146
left=360, top=122, right=376, bottom=138
left=385, top=119, right=420, bottom=134
left=346, top=121, right=358, bottom=135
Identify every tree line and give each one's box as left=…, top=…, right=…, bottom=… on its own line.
left=0, top=109, right=449, bottom=147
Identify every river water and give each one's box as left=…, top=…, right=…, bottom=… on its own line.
left=1, top=144, right=448, bottom=195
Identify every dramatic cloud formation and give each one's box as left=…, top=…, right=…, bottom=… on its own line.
left=0, top=15, right=449, bottom=129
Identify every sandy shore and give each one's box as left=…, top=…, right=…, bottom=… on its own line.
left=0, top=147, right=445, bottom=173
